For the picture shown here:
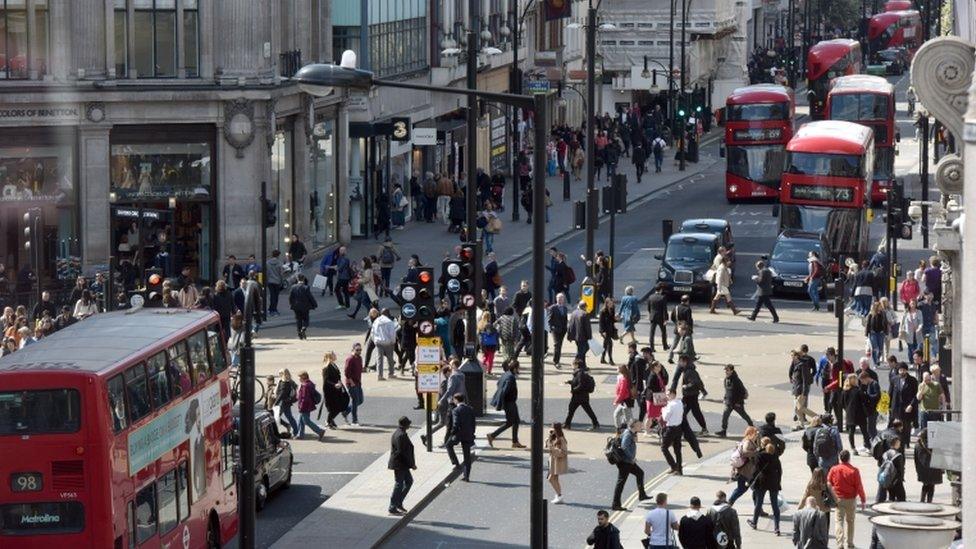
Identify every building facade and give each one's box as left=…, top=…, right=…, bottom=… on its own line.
left=0, top=0, right=341, bottom=299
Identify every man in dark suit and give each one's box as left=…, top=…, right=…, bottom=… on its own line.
left=567, top=301, right=593, bottom=364
left=487, top=360, right=525, bottom=448
left=547, top=293, right=569, bottom=368
left=388, top=416, right=416, bottom=515
left=747, top=260, right=779, bottom=323
left=446, top=394, right=476, bottom=481
left=646, top=283, right=669, bottom=353
left=889, top=363, right=918, bottom=450
left=437, top=360, right=467, bottom=446
left=627, top=343, right=649, bottom=422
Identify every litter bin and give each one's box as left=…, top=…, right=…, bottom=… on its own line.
left=460, top=358, right=486, bottom=416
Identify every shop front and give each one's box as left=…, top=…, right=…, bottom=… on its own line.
left=108, top=125, right=216, bottom=286
left=0, top=127, right=80, bottom=305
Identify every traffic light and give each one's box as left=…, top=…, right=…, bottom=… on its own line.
left=22, top=212, right=33, bottom=252
left=414, top=266, right=437, bottom=334
left=263, top=200, right=278, bottom=228
left=398, top=283, right=422, bottom=320
left=454, top=243, right=477, bottom=310
left=677, top=108, right=686, bottom=118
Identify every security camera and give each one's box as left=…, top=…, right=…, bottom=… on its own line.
left=908, top=202, right=923, bottom=223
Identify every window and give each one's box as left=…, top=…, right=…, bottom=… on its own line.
left=133, top=483, right=157, bottom=544
left=183, top=0, right=198, bottom=77
left=147, top=352, right=173, bottom=406
left=124, top=365, right=152, bottom=422
left=0, top=389, right=81, bottom=435
left=873, top=147, right=895, bottom=181
left=208, top=329, right=227, bottom=373
left=157, top=469, right=178, bottom=534
left=221, top=432, right=236, bottom=489
left=786, top=152, right=864, bottom=178
left=368, top=13, right=427, bottom=76
left=0, top=0, right=49, bottom=79
left=188, top=331, right=211, bottom=383
left=133, top=0, right=176, bottom=78
left=727, top=102, right=789, bottom=121
left=168, top=342, right=193, bottom=393
left=176, top=462, right=190, bottom=522
left=114, top=0, right=126, bottom=76
left=618, top=40, right=635, bottom=46
left=829, top=93, right=891, bottom=121
left=727, top=145, right=786, bottom=187
left=110, top=142, right=212, bottom=200
left=107, top=376, right=128, bottom=432
left=127, top=501, right=135, bottom=548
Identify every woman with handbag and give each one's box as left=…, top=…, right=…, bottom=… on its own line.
left=747, top=439, right=783, bottom=536
left=478, top=311, right=499, bottom=375
left=612, top=363, right=634, bottom=428
left=599, top=297, right=619, bottom=365
left=900, top=299, right=924, bottom=358
left=644, top=360, right=670, bottom=435
left=799, top=467, right=838, bottom=513
left=618, top=286, right=640, bottom=346
left=546, top=423, right=569, bottom=504
left=728, top=426, right=760, bottom=505
left=320, top=351, right=350, bottom=429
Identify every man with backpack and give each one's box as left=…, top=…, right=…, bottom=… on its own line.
left=564, top=359, right=600, bottom=430
left=717, top=364, right=752, bottom=438
left=876, top=437, right=906, bottom=502
left=813, top=414, right=843, bottom=470
left=651, top=135, right=667, bottom=172
left=707, top=490, right=741, bottom=548
left=628, top=344, right=650, bottom=423
left=610, top=420, right=650, bottom=510
left=371, top=309, right=398, bottom=380
left=789, top=345, right=819, bottom=430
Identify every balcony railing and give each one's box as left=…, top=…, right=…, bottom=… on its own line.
left=279, top=50, right=303, bottom=78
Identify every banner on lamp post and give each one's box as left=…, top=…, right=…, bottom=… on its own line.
left=544, top=0, right=572, bottom=21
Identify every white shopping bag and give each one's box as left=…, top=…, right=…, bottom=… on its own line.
left=312, top=274, right=329, bottom=290
left=588, top=337, right=603, bottom=358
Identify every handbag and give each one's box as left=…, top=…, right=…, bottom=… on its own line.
left=488, top=217, right=503, bottom=233
left=652, top=391, right=668, bottom=406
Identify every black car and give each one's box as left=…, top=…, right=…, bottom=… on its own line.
left=679, top=218, right=735, bottom=273
left=656, top=232, right=719, bottom=299
left=877, top=48, right=909, bottom=75
left=768, top=230, right=831, bottom=296
left=232, top=409, right=294, bottom=510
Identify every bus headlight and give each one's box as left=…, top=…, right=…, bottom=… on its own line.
left=729, top=184, right=739, bottom=193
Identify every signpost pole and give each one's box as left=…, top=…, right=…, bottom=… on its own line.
left=416, top=336, right=442, bottom=452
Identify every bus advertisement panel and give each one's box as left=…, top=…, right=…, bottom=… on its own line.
left=724, top=84, right=795, bottom=201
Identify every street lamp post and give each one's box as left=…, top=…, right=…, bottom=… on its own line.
left=678, top=0, right=690, bottom=171
left=585, top=2, right=598, bottom=262
left=466, top=2, right=482, bottom=357
left=293, top=55, right=548, bottom=548
left=509, top=0, right=535, bottom=222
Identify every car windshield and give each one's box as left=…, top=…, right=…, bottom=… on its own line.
left=665, top=241, right=713, bottom=263
left=772, top=239, right=821, bottom=262
left=0, top=389, right=81, bottom=435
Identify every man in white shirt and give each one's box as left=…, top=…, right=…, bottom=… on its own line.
left=660, top=390, right=685, bottom=475
left=371, top=309, right=398, bottom=380
left=643, top=492, right=679, bottom=549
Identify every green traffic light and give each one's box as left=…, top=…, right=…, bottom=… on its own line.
left=678, top=109, right=686, bottom=117
left=696, top=106, right=702, bottom=112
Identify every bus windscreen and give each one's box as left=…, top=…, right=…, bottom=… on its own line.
left=727, top=146, right=786, bottom=186
left=726, top=102, right=789, bottom=121
left=786, top=152, right=863, bottom=178
left=829, top=93, right=891, bottom=120
left=0, top=390, right=81, bottom=435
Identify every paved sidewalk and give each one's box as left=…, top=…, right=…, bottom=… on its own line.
left=614, top=431, right=953, bottom=548
left=261, top=130, right=723, bottom=330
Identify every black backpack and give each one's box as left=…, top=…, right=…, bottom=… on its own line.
left=604, top=436, right=626, bottom=465
left=580, top=372, right=596, bottom=394
left=813, top=426, right=837, bottom=459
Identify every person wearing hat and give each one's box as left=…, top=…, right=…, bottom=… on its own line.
left=388, top=416, right=416, bottom=515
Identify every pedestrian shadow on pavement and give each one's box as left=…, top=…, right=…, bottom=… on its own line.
left=409, top=520, right=490, bottom=532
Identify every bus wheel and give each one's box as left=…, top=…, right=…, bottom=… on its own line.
left=206, top=513, right=221, bottom=549
left=256, top=477, right=269, bottom=511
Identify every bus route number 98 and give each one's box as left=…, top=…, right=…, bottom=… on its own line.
left=11, top=472, right=43, bottom=492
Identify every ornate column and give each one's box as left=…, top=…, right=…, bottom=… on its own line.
left=912, top=35, right=973, bottom=544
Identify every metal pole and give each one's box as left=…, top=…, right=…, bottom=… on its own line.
left=106, top=255, right=115, bottom=312
left=669, top=0, right=675, bottom=133
left=788, top=0, right=795, bottom=88
left=679, top=0, right=688, bottom=171
left=920, top=115, right=930, bottom=248
left=426, top=393, right=433, bottom=452
left=529, top=93, right=547, bottom=549
left=836, top=266, right=845, bottom=366
left=466, top=5, right=481, bottom=356
left=260, top=181, right=268, bottom=321
left=585, top=3, right=597, bottom=261
left=238, top=285, right=257, bottom=548
left=33, top=210, right=41, bottom=309
left=609, top=189, right=616, bottom=297
left=511, top=7, right=521, bottom=222
left=885, top=195, right=893, bottom=302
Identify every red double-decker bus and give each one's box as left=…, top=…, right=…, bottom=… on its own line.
left=868, top=10, right=923, bottom=56
left=826, top=75, right=897, bottom=204
left=0, top=309, right=237, bottom=548
left=778, top=121, right=874, bottom=262
left=807, top=39, right=863, bottom=119
left=884, top=0, right=913, bottom=10
left=724, top=84, right=795, bottom=201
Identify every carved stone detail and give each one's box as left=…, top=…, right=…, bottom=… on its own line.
left=222, top=99, right=255, bottom=159
left=85, top=102, right=106, bottom=123
left=911, top=37, right=975, bottom=146
left=935, top=154, right=965, bottom=195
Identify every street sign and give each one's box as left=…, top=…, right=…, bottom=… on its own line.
left=461, top=294, right=476, bottom=309
left=413, top=127, right=437, bottom=145
left=401, top=286, right=416, bottom=301
left=447, top=279, right=461, bottom=293
left=526, top=80, right=551, bottom=95
left=401, top=303, right=417, bottom=319
left=416, top=337, right=442, bottom=393
left=418, top=320, right=434, bottom=335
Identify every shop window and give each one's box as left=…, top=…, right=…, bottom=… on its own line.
left=110, top=142, right=211, bottom=200
left=114, top=0, right=127, bottom=76
left=0, top=0, right=49, bottom=79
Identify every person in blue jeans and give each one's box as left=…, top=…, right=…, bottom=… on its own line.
left=296, top=371, right=326, bottom=441
left=805, top=252, right=824, bottom=311
left=747, top=441, right=783, bottom=536
left=865, top=301, right=890, bottom=366
left=343, top=343, right=365, bottom=426
left=275, top=368, right=300, bottom=436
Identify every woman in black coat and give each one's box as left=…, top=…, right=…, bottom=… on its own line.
left=914, top=429, right=943, bottom=503
left=748, top=440, right=783, bottom=536
left=598, top=297, right=618, bottom=365
left=841, top=373, right=871, bottom=452
left=320, top=352, right=349, bottom=429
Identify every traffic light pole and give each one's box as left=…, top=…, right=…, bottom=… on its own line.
left=238, top=285, right=257, bottom=549
left=678, top=0, right=689, bottom=171
left=260, top=181, right=268, bottom=320
left=530, top=92, right=547, bottom=549
left=584, top=3, right=597, bottom=262
left=466, top=6, right=482, bottom=358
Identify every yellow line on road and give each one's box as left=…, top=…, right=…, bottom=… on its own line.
left=607, top=468, right=672, bottom=524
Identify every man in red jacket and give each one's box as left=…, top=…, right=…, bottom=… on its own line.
left=827, top=450, right=866, bottom=548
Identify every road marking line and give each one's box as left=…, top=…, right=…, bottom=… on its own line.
left=607, top=469, right=672, bottom=523
left=292, top=471, right=361, bottom=475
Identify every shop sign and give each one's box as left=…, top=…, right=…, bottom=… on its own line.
left=0, top=106, right=80, bottom=125
left=112, top=207, right=164, bottom=220
left=525, top=80, right=551, bottom=95
left=489, top=115, right=508, bottom=174
left=413, top=128, right=437, bottom=146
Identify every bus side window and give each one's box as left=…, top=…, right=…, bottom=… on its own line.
left=168, top=343, right=193, bottom=393
left=146, top=352, right=172, bottom=408
left=157, top=469, right=178, bottom=535
left=189, top=331, right=212, bottom=383
left=208, top=330, right=227, bottom=374
left=177, top=462, right=191, bottom=522
left=107, top=375, right=128, bottom=432
left=134, top=482, right=157, bottom=544
left=123, top=364, right=152, bottom=423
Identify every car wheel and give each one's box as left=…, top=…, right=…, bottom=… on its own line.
left=282, top=457, right=293, bottom=489
left=256, top=478, right=269, bottom=511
